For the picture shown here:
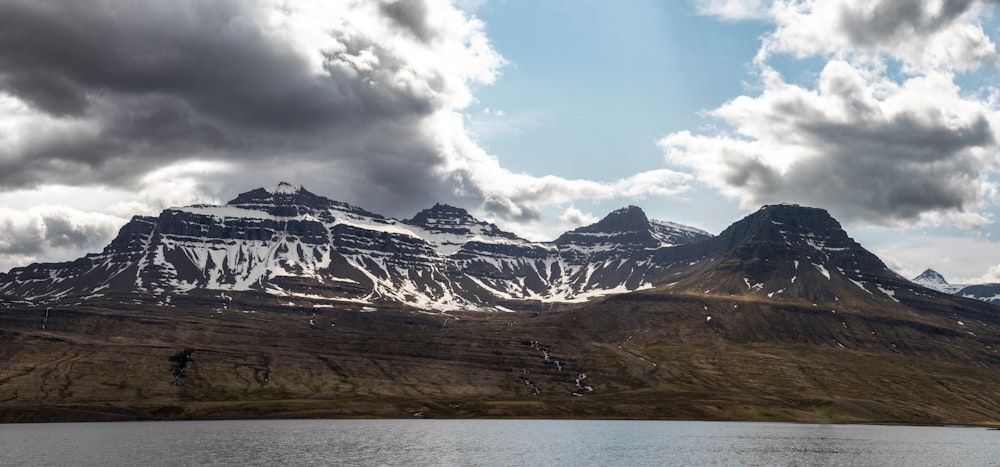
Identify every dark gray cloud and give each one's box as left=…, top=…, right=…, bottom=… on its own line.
left=0, top=208, right=121, bottom=263
left=0, top=0, right=479, bottom=217
left=0, top=1, right=431, bottom=130
left=784, top=112, right=992, bottom=222
left=381, top=0, right=437, bottom=42
left=0, top=0, right=693, bottom=268
left=482, top=195, right=543, bottom=222
left=839, top=0, right=977, bottom=48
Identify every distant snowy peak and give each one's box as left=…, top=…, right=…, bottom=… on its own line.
left=405, top=203, right=523, bottom=241
left=266, top=182, right=303, bottom=195
left=913, top=269, right=947, bottom=285
left=403, top=203, right=528, bottom=255
left=555, top=205, right=709, bottom=250
left=407, top=203, right=478, bottom=229
left=649, top=219, right=712, bottom=247
left=910, top=269, right=965, bottom=294
left=958, top=283, right=1000, bottom=305
left=909, top=269, right=1000, bottom=305
left=224, top=184, right=382, bottom=219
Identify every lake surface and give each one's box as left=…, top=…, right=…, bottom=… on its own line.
left=1, top=419, right=998, bottom=466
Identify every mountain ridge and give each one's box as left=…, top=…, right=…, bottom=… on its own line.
left=0, top=184, right=994, bottom=317
left=908, top=268, right=1000, bottom=304
left=0, top=184, right=713, bottom=310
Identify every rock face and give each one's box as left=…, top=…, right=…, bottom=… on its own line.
left=644, top=204, right=945, bottom=310
left=0, top=183, right=712, bottom=310
left=1, top=190, right=981, bottom=314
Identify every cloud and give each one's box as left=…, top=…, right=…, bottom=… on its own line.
left=0, top=0, right=687, bottom=231
left=666, top=1, right=1000, bottom=228
left=0, top=206, right=126, bottom=270
left=698, top=0, right=999, bottom=71
left=0, top=0, right=483, bottom=195
left=856, top=228, right=1000, bottom=283
left=558, top=206, right=599, bottom=227
left=971, top=263, right=1000, bottom=283
left=694, top=0, right=771, bottom=20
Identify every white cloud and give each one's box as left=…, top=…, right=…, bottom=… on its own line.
left=695, top=0, right=771, bottom=20
left=858, top=228, right=1000, bottom=283
left=668, top=1, right=1000, bottom=229
left=0, top=206, right=126, bottom=271
left=971, top=263, right=1000, bottom=283
left=698, top=0, right=1000, bottom=72
left=558, top=206, right=599, bottom=227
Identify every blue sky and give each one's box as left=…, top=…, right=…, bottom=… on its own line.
left=458, top=0, right=1000, bottom=283
left=465, top=1, right=765, bottom=231
left=2, top=0, right=1000, bottom=284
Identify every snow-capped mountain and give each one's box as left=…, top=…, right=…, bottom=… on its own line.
left=956, top=284, right=1000, bottom=305
left=910, top=269, right=966, bottom=294
left=0, top=183, right=712, bottom=310
left=908, top=268, right=1000, bottom=305
left=3, top=187, right=983, bottom=314
left=648, top=204, right=941, bottom=309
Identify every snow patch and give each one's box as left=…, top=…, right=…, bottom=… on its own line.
left=813, top=263, right=830, bottom=280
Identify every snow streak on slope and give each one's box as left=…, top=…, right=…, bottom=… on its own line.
left=0, top=184, right=712, bottom=311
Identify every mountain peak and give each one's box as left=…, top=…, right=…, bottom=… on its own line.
left=663, top=202, right=908, bottom=304
left=407, top=203, right=476, bottom=227
left=227, top=184, right=324, bottom=207
left=576, top=205, right=650, bottom=234
left=554, top=205, right=664, bottom=252
left=224, top=184, right=381, bottom=219
left=913, top=269, right=948, bottom=285
left=910, top=268, right=966, bottom=294
left=266, top=182, right=303, bottom=195
left=403, top=203, right=524, bottom=248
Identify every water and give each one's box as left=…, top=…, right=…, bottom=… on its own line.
left=1, top=419, right=998, bottom=466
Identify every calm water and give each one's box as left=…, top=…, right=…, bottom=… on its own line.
left=1, top=419, right=998, bottom=466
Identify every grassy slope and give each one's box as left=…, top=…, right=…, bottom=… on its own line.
left=2, top=292, right=1000, bottom=426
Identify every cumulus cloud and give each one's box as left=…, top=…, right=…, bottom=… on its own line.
left=558, top=206, right=599, bottom=227
left=0, top=0, right=687, bottom=233
left=971, top=263, right=1000, bottom=283
left=697, top=0, right=999, bottom=71
left=666, top=0, right=1000, bottom=228
left=0, top=0, right=493, bottom=198
left=0, top=206, right=126, bottom=270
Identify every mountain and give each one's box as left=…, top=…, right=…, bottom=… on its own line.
left=0, top=183, right=712, bottom=310
left=630, top=203, right=930, bottom=311
left=957, top=283, right=1000, bottom=305
left=3, top=194, right=1000, bottom=425
left=909, top=269, right=1000, bottom=305
left=911, top=269, right=966, bottom=294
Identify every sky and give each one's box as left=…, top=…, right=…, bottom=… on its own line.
left=2, top=0, right=1000, bottom=284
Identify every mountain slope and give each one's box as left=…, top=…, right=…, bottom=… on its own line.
left=3, top=197, right=1000, bottom=425
left=0, top=184, right=712, bottom=310
left=635, top=204, right=927, bottom=310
